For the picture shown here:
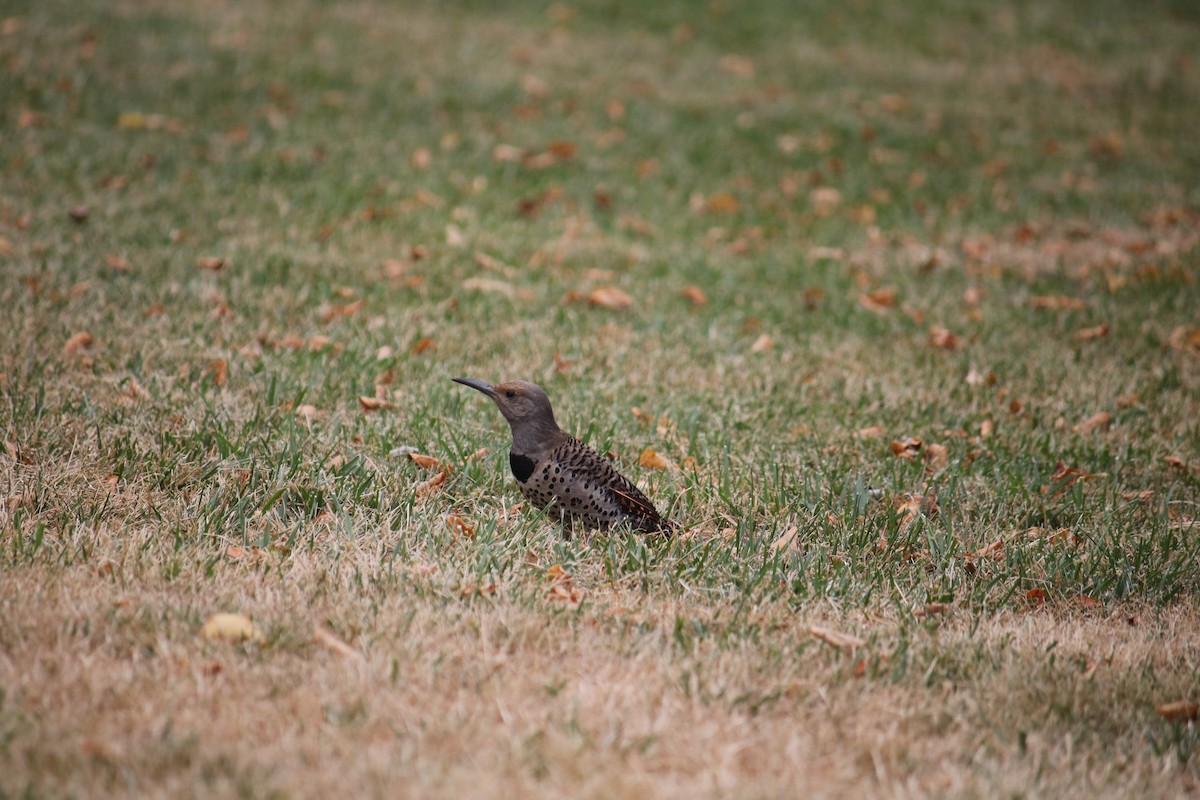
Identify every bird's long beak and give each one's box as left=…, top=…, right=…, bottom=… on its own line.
left=452, top=377, right=499, bottom=399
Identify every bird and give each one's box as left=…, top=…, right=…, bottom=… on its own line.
left=452, top=378, right=674, bottom=535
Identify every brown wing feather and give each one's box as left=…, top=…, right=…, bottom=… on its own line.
left=560, top=437, right=671, bottom=532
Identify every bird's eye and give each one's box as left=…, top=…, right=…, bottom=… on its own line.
left=505, top=390, right=516, bottom=398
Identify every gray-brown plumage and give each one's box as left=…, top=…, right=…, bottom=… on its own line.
left=452, top=378, right=673, bottom=535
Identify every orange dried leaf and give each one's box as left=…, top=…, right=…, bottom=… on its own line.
left=1030, top=295, right=1085, bottom=311
left=587, top=286, right=634, bottom=310
left=680, top=285, right=708, bottom=306
left=770, top=525, right=799, bottom=552
left=891, top=436, right=923, bottom=460
left=1165, top=455, right=1197, bottom=474
left=859, top=288, right=896, bottom=313
left=749, top=333, right=773, bottom=353
left=639, top=448, right=672, bottom=470
left=446, top=513, right=476, bottom=540
left=195, top=256, right=226, bottom=271
left=414, top=470, right=448, bottom=497
left=201, top=612, right=261, bottom=642
left=1077, top=322, right=1110, bottom=341
left=412, top=336, right=435, bottom=354
left=358, top=396, right=392, bottom=412
left=313, top=626, right=364, bottom=660
left=63, top=331, right=93, bottom=356
left=1157, top=701, right=1199, bottom=723
left=809, top=625, right=865, bottom=653
left=1024, top=588, right=1048, bottom=606
left=927, top=326, right=960, bottom=350
left=704, top=191, right=740, bottom=214
left=1074, top=412, right=1112, bottom=434
left=924, top=442, right=949, bottom=472
left=856, top=425, right=886, bottom=439
left=407, top=453, right=445, bottom=472
left=206, top=359, right=228, bottom=387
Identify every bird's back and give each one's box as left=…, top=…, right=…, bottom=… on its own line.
left=514, top=436, right=672, bottom=534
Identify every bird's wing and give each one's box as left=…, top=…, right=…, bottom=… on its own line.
left=558, top=438, right=668, bottom=527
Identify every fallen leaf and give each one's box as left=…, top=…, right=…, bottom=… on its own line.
left=859, top=288, right=896, bottom=313
left=545, top=564, right=581, bottom=603
left=703, top=191, right=740, bottom=214
left=891, top=436, right=923, bottom=460
left=680, top=285, right=708, bottom=306
left=1164, top=455, right=1197, bottom=474
left=205, top=359, right=228, bottom=387
left=63, top=331, right=93, bottom=356
left=446, top=513, right=475, bottom=540
left=313, top=626, right=364, bottom=660
left=639, top=449, right=672, bottom=470
left=412, top=337, right=435, bottom=354
left=201, top=612, right=262, bottom=642
left=195, top=256, right=226, bottom=271
left=809, top=187, right=842, bottom=215
left=404, top=453, right=442, bottom=472
left=1077, top=322, right=1110, bottom=341
left=749, top=333, right=773, bottom=352
left=717, top=54, right=755, bottom=78
left=414, top=470, right=447, bottom=497
left=979, top=419, right=995, bottom=439
left=358, top=396, right=394, bottom=413
left=587, top=286, right=634, bottom=310
left=856, top=425, right=886, bottom=439
left=294, top=404, right=320, bottom=422
left=1167, top=326, right=1200, bottom=353
left=809, top=625, right=865, bottom=653
left=924, top=442, right=949, bottom=473
left=966, top=537, right=1005, bottom=561
left=1073, top=412, right=1112, bottom=434
left=914, top=602, right=949, bottom=619
left=68, top=206, right=89, bottom=223
left=1030, top=295, right=1085, bottom=311
left=770, top=525, right=799, bottom=552
left=1024, top=588, right=1048, bottom=606
left=928, top=326, right=960, bottom=350
left=1157, top=701, right=1199, bottom=723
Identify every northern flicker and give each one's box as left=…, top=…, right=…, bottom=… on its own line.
left=452, top=378, right=674, bottom=534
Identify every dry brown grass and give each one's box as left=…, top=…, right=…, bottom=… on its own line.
left=2, top=530, right=1197, bottom=799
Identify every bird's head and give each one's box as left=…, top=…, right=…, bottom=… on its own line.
left=453, top=378, right=561, bottom=448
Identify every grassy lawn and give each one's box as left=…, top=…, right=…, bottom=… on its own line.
left=2, top=0, right=1199, bottom=796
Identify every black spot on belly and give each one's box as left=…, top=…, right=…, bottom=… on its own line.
left=510, top=452, right=536, bottom=482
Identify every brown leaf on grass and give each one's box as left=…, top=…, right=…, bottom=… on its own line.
left=809, top=187, right=842, bottom=216
left=105, top=253, right=129, bottom=272
left=680, top=285, right=708, bottom=306
left=914, top=602, right=949, bottom=619
left=553, top=353, right=575, bottom=372
left=1024, top=588, right=1048, bottom=606
left=406, top=453, right=445, bottom=472
left=318, top=299, right=366, bottom=323
left=1042, top=460, right=1084, bottom=496
left=928, top=326, right=960, bottom=350
left=1167, top=326, right=1200, bottom=354
left=1073, top=412, right=1112, bottom=434
left=63, top=331, right=93, bottom=356
left=703, top=191, right=740, bottom=214
left=466, top=447, right=490, bottom=464
left=895, top=493, right=938, bottom=532
left=770, top=525, right=799, bottom=552
left=1164, top=455, right=1197, bottom=475
left=891, top=436, right=923, bottom=460
left=195, top=256, right=226, bottom=271
left=313, top=626, right=365, bottom=661
left=639, top=449, right=672, bottom=470
left=749, top=333, right=773, bottom=353
left=717, top=55, right=755, bottom=78
left=1030, top=295, right=1086, bottom=311
left=201, top=612, right=262, bottom=642
left=358, top=396, right=394, bottom=413
left=856, top=425, right=886, bottom=439
left=1077, top=322, right=1110, bottom=341
left=413, top=470, right=448, bottom=498
left=859, top=288, right=896, bottom=313
left=924, top=442, right=949, bottom=473
left=809, top=625, right=865, bottom=653
left=545, top=564, right=581, bottom=603
left=979, top=419, right=995, bottom=439
left=412, top=337, right=435, bottom=354
left=446, top=513, right=475, bottom=540
left=967, top=537, right=1006, bottom=561
left=587, top=286, right=634, bottom=310
left=205, top=359, right=228, bottom=387
left=1157, top=701, right=1199, bottom=723
left=294, top=403, right=320, bottom=422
